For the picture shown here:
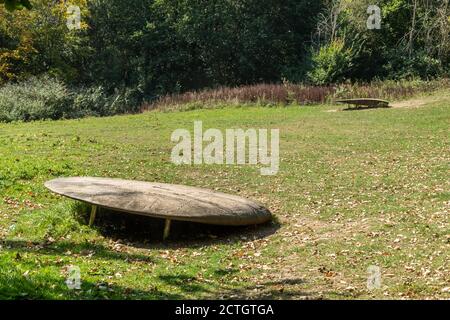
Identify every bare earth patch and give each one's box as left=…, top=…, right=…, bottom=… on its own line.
left=326, top=90, right=450, bottom=112
left=391, top=93, right=450, bottom=109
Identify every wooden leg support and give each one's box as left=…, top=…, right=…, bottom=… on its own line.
left=163, top=219, right=171, bottom=240
left=89, top=205, right=97, bottom=227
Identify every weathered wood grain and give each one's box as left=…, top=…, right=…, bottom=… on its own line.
left=45, top=177, right=272, bottom=226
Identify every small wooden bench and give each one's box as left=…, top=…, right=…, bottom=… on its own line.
left=45, top=177, right=272, bottom=240
left=335, top=98, right=390, bottom=109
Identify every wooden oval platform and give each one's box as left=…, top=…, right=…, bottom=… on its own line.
left=335, top=98, right=390, bottom=108
left=45, top=177, right=272, bottom=227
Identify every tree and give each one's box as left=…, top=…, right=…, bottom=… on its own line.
left=0, top=0, right=89, bottom=84
left=85, top=0, right=322, bottom=96
left=0, top=0, right=31, bottom=11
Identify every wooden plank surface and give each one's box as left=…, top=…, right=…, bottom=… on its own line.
left=335, top=98, right=390, bottom=107
left=45, top=177, right=272, bottom=226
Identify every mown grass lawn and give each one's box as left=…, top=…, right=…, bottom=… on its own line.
left=0, top=91, right=449, bottom=299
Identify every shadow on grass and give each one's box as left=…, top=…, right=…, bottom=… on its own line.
left=1, top=243, right=314, bottom=300
left=0, top=268, right=316, bottom=300
left=213, top=277, right=316, bottom=300
left=74, top=203, right=280, bottom=250
left=1, top=239, right=155, bottom=263
left=0, top=201, right=289, bottom=300
left=1, top=198, right=279, bottom=265
left=0, top=267, right=183, bottom=300
left=155, top=275, right=316, bottom=299
left=342, top=105, right=391, bottom=111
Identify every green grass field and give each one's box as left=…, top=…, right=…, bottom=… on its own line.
left=0, top=92, right=449, bottom=299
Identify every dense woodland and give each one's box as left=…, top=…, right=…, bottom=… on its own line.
left=0, top=0, right=449, bottom=120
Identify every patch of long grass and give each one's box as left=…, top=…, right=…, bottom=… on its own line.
left=8, top=202, right=94, bottom=242
left=144, top=79, right=450, bottom=111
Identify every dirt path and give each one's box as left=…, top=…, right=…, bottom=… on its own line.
left=390, top=94, right=449, bottom=108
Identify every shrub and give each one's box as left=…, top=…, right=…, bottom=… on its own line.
left=384, top=51, right=445, bottom=80
left=71, top=86, right=143, bottom=117
left=0, top=76, right=71, bottom=122
left=110, top=87, right=143, bottom=115
left=307, top=39, right=354, bottom=85
left=0, top=76, right=144, bottom=122
left=71, top=86, right=110, bottom=117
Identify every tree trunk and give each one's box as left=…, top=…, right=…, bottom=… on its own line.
left=408, top=0, right=418, bottom=58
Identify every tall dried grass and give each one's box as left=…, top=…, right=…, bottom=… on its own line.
left=143, top=79, right=449, bottom=112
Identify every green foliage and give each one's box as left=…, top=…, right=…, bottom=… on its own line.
left=72, top=86, right=143, bottom=116
left=308, top=40, right=354, bottom=85
left=311, top=0, right=450, bottom=82
left=384, top=50, right=445, bottom=80
left=0, top=75, right=143, bottom=122
left=0, top=76, right=71, bottom=122
left=71, top=86, right=111, bottom=118
left=0, top=0, right=449, bottom=116
left=0, top=0, right=31, bottom=11
left=83, top=0, right=321, bottom=97
left=0, top=0, right=89, bottom=84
